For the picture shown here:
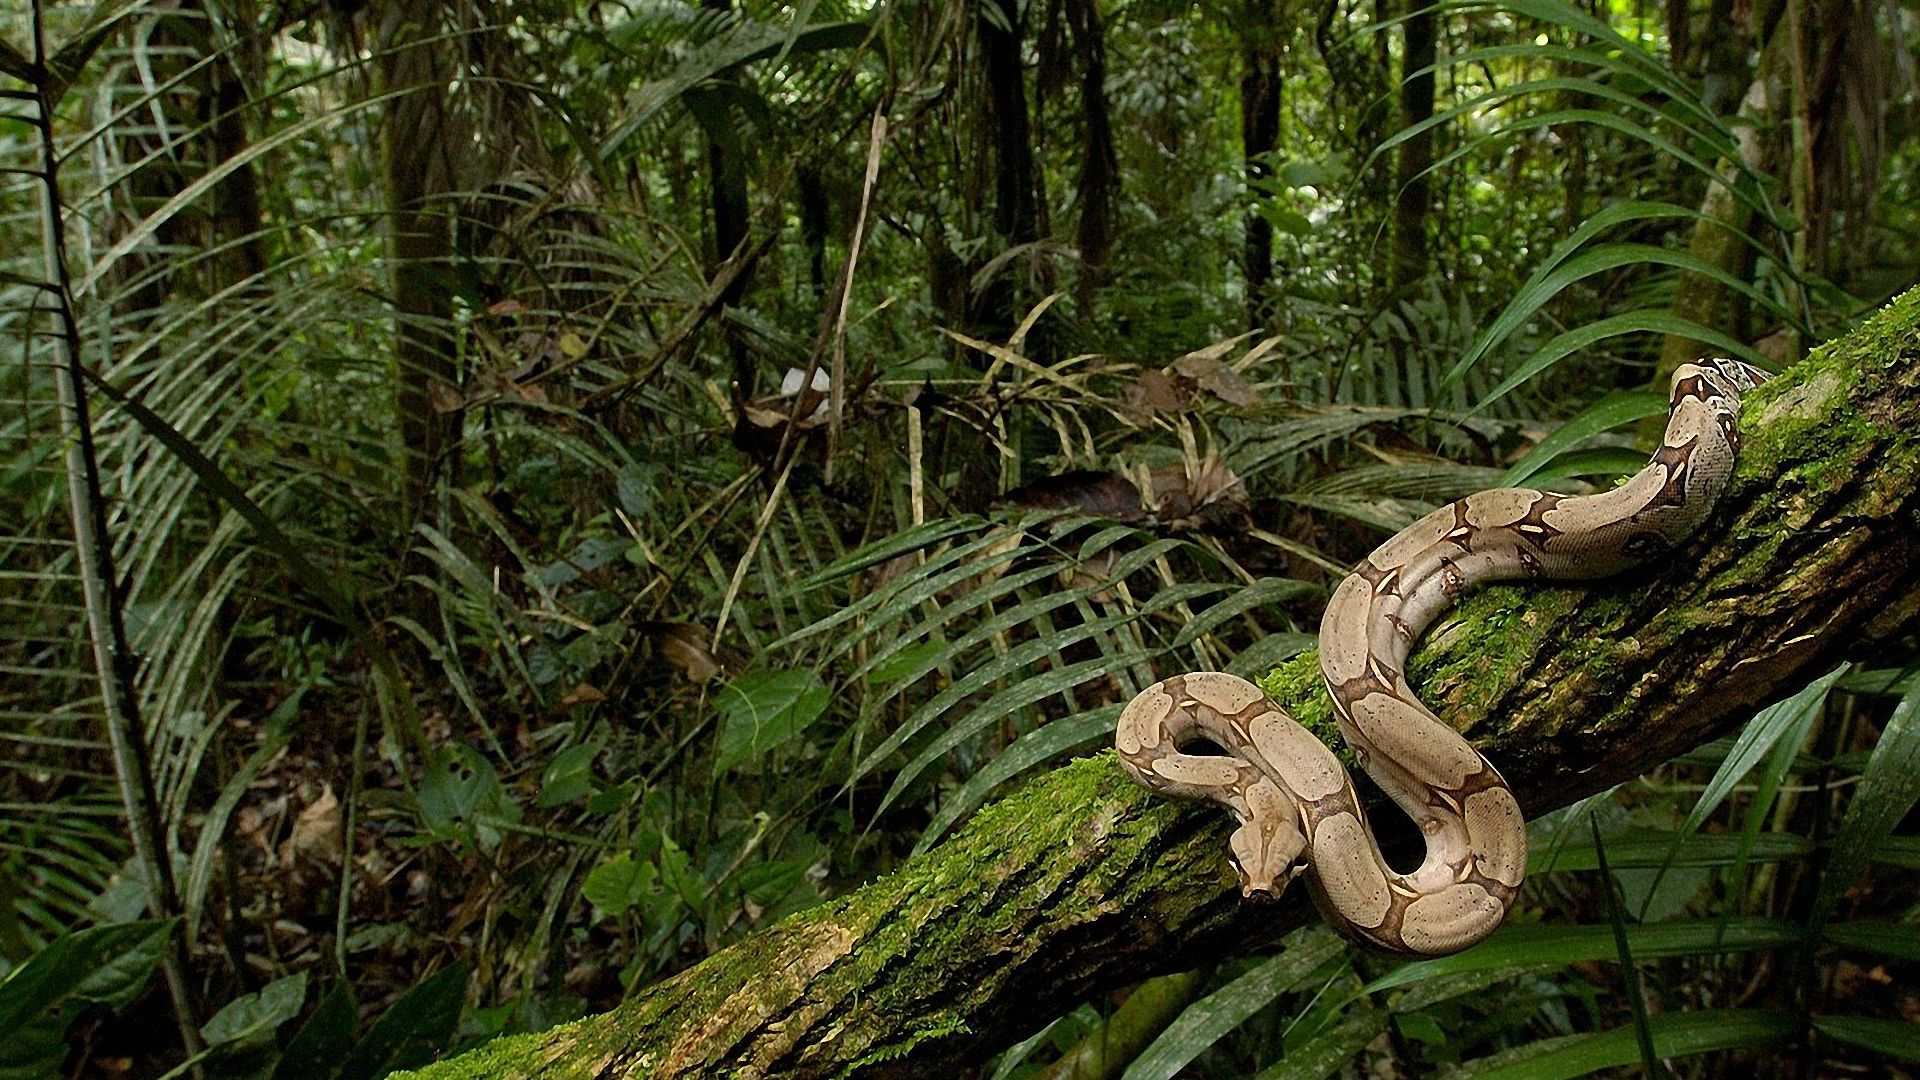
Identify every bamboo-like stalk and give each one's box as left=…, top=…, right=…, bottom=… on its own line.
left=27, top=0, right=203, bottom=1057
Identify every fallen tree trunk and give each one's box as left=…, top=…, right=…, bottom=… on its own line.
left=404, top=287, right=1920, bottom=1079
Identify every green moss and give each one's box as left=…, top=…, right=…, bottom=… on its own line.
left=1737, top=287, right=1919, bottom=482
left=388, top=1028, right=570, bottom=1080
left=841, top=1015, right=973, bottom=1075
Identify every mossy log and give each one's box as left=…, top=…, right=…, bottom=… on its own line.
left=403, top=288, right=1920, bottom=1079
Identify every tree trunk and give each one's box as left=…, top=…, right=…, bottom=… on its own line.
left=698, top=0, right=757, bottom=397
left=1066, top=0, right=1116, bottom=304
left=112, top=0, right=268, bottom=316
left=973, top=0, right=1040, bottom=339
left=379, top=0, right=466, bottom=520
left=1240, top=0, right=1283, bottom=328
left=1667, top=0, right=1692, bottom=77
left=798, top=164, right=830, bottom=301
left=399, top=288, right=1920, bottom=1079
left=1389, top=0, right=1436, bottom=294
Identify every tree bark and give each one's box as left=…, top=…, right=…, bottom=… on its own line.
left=973, top=0, right=1040, bottom=339
left=398, top=288, right=1920, bottom=1079
left=1240, top=0, right=1283, bottom=328
left=1388, top=0, right=1436, bottom=294
left=697, top=0, right=757, bottom=397
left=379, top=0, right=466, bottom=520
left=1066, top=0, right=1116, bottom=303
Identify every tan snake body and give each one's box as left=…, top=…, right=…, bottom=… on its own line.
left=1115, top=358, right=1768, bottom=956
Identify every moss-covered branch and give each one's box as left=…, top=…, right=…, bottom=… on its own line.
left=403, top=288, right=1920, bottom=1079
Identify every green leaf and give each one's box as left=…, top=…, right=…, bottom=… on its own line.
left=1822, top=921, right=1920, bottom=962
left=1870, top=836, right=1920, bottom=870
left=1635, top=665, right=1846, bottom=918
left=538, top=742, right=601, bottom=808
left=1500, top=389, right=1667, bottom=487
left=1474, top=311, right=1769, bottom=413
left=0, top=36, right=31, bottom=83
left=713, top=669, right=831, bottom=775
left=1170, top=578, right=1317, bottom=649
left=729, top=860, right=806, bottom=907
left=417, top=746, right=504, bottom=835
left=0, top=919, right=174, bottom=1080
left=1452, top=1009, right=1793, bottom=1078
left=1590, top=817, right=1661, bottom=1076
left=202, top=972, right=309, bottom=1046
left=273, top=981, right=358, bottom=1080
left=874, top=650, right=1141, bottom=820
left=337, top=962, right=468, bottom=1080
left=1448, top=199, right=1698, bottom=386
left=1251, top=1006, right=1386, bottom=1080
left=1363, top=919, right=1805, bottom=994
left=1279, top=160, right=1332, bottom=188
left=583, top=852, right=656, bottom=919
left=1814, top=1015, right=1920, bottom=1062
left=1533, top=829, right=1813, bottom=873
left=1838, top=666, right=1920, bottom=697
left=868, top=640, right=951, bottom=683
left=1270, top=208, right=1313, bottom=237
left=586, top=781, right=637, bottom=816
left=854, top=609, right=1140, bottom=785
left=788, top=516, right=989, bottom=592
left=0, top=918, right=174, bottom=1032
left=1515, top=447, right=1653, bottom=490
left=1123, top=929, right=1347, bottom=1080
left=1811, top=680, right=1920, bottom=930
left=187, top=695, right=299, bottom=941
left=602, top=18, right=872, bottom=158
left=916, top=708, right=1117, bottom=851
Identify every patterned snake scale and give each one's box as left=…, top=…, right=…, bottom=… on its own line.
left=1115, top=358, right=1769, bottom=956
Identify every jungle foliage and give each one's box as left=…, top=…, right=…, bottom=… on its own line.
left=2, top=0, right=1918, bottom=1073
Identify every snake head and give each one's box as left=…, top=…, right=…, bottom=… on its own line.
left=1228, top=783, right=1310, bottom=900
left=1694, top=357, right=1771, bottom=394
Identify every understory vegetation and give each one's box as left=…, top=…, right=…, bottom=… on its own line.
left=2, top=0, right=1918, bottom=1074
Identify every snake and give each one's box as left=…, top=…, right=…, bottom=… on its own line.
left=1115, top=358, right=1768, bottom=956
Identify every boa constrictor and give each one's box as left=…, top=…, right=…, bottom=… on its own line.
left=1115, top=358, right=1768, bottom=956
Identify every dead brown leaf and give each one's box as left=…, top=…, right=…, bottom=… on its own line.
left=283, top=784, right=343, bottom=865
left=559, top=683, right=608, bottom=707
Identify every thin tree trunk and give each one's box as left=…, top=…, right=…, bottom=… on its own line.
left=798, top=164, right=830, bottom=301
left=206, top=56, right=268, bottom=289
left=400, top=288, right=1920, bottom=1079
left=1240, top=0, right=1283, bottom=328
left=1667, top=0, right=1693, bottom=76
left=112, top=0, right=268, bottom=314
left=1389, top=0, right=1436, bottom=294
left=1067, top=0, right=1116, bottom=303
left=974, top=0, right=1039, bottom=338
left=379, top=0, right=465, bottom=520
left=699, top=0, right=757, bottom=397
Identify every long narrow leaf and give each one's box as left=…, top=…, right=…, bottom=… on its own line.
left=1123, top=930, right=1347, bottom=1080
left=1452, top=1009, right=1792, bottom=1078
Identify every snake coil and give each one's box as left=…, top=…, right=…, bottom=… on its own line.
left=1115, top=358, right=1768, bottom=956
